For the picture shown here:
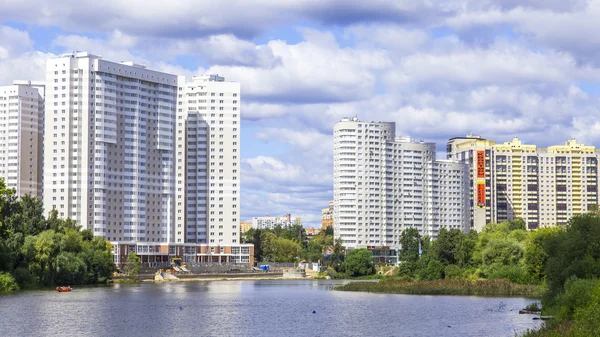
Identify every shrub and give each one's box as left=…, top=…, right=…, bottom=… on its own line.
left=546, top=277, right=599, bottom=320
left=484, top=264, right=533, bottom=284
left=0, top=272, right=19, bottom=292
left=444, top=264, right=463, bottom=280
left=572, top=282, right=600, bottom=336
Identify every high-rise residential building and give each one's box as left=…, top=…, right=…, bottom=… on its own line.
left=43, top=52, right=178, bottom=242
left=321, top=200, right=334, bottom=230
left=333, top=117, right=469, bottom=260
left=447, top=136, right=600, bottom=230
left=251, top=214, right=302, bottom=229
left=42, top=52, right=253, bottom=266
left=0, top=81, right=45, bottom=198
left=175, top=75, right=241, bottom=245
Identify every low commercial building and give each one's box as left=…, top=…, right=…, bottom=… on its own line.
left=111, top=242, right=254, bottom=267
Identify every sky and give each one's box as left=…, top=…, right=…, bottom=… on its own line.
left=2, top=1, right=600, bottom=226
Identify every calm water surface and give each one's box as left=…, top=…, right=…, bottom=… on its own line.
left=0, top=280, right=541, bottom=337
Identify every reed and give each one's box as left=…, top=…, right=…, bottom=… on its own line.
left=335, top=279, right=545, bottom=297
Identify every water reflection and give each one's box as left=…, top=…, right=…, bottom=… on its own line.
left=0, top=281, right=541, bottom=337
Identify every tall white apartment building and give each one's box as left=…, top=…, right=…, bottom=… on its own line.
left=176, top=75, right=241, bottom=245
left=43, top=52, right=178, bottom=242
left=333, top=117, right=469, bottom=254
left=447, top=136, right=600, bottom=230
left=0, top=81, right=44, bottom=198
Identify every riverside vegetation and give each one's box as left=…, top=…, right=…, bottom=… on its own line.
left=0, top=180, right=114, bottom=292
left=333, top=213, right=600, bottom=336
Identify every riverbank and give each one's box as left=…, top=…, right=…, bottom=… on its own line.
left=111, top=272, right=286, bottom=283
left=335, top=279, right=545, bottom=297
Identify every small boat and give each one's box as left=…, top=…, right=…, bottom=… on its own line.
left=56, top=286, right=71, bottom=292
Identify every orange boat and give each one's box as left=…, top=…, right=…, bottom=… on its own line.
left=56, top=286, right=71, bottom=292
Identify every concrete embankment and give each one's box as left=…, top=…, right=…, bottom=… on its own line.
left=113, top=272, right=284, bottom=282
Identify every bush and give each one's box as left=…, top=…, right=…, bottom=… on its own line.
left=484, top=264, right=533, bottom=284
left=546, top=277, right=599, bottom=321
left=341, top=249, right=376, bottom=277
left=444, top=264, right=463, bottom=280
left=0, top=272, right=19, bottom=292
left=572, top=282, right=600, bottom=336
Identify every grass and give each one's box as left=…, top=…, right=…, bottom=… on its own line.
left=524, top=302, right=541, bottom=312
left=335, top=279, right=545, bottom=297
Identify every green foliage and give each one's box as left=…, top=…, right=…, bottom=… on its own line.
left=571, top=281, right=600, bottom=336
left=124, top=252, right=141, bottom=282
left=0, top=271, right=19, bottom=292
left=525, top=226, right=563, bottom=283
left=481, top=239, right=524, bottom=266
left=399, top=227, right=420, bottom=263
left=341, top=248, right=376, bottom=277
left=546, top=278, right=599, bottom=321
left=545, top=213, right=600, bottom=297
left=0, top=179, right=114, bottom=291
left=483, top=264, right=533, bottom=284
left=432, top=228, right=462, bottom=265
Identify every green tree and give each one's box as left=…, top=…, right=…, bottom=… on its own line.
left=324, top=226, right=334, bottom=236
left=399, top=228, right=421, bottom=263
left=525, top=226, right=563, bottom=283
left=274, top=238, right=301, bottom=262
left=456, top=230, right=478, bottom=268
left=327, top=238, right=345, bottom=271
left=432, top=228, right=463, bottom=265
left=124, top=252, right=141, bottom=281
left=545, top=213, right=600, bottom=296
left=21, top=230, right=61, bottom=286
left=341, top=248, right=375, bottom=277
left=0, top=272, right=18, bottom=292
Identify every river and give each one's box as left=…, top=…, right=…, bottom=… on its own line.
left=0, top=280, right=541, bottom=337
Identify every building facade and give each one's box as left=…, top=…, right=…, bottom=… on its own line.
left=0, top=81, right=44, bottom=198
left=175, top=75, right=241, bottom=245
left=333, top=117, right=470, bottom=253
left=321, top=200, right=333, bottom=230
left=41, top=52, right=251, bottom=265
left=43, top=52, right=178, bottom=243
left=251, top=214, right=302, bottom=229
left=447, top=136, right=600, bottom=230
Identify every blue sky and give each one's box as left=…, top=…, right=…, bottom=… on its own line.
left=2, top=0, right=600, bottom=225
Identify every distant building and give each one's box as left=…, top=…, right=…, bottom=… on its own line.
left=333, top=117, right=470, bottom=256
left=447, top=135, right=600, bottom=230
left=251, top=214, right=301, bottom=229
left=305, top=227, right=321, bottom=237
left=240, top=221, right=252, bottom=233
left=321, top=200, right=333, bottom=230
left=0, top=81, right=44, bottom=198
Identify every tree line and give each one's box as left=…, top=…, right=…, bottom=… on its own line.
left=0, top=180, right=114, bottom=292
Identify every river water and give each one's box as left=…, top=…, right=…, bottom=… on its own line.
left=0, top=280, right=541, bottom=337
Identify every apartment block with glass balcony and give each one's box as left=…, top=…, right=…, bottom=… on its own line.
left=175, top=75, right=241, bottom=245
left=447, top=136, right=600, bottom=230
left=333, top=117, right=469, bottom=253
left=0, top=81, right=44, bottom=198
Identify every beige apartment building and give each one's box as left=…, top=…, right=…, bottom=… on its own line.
left=322, top=200, right=333, bottom=230
left=447, top=135, right=600, bottom=230
left=0, top=81, right=44, bottom=198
